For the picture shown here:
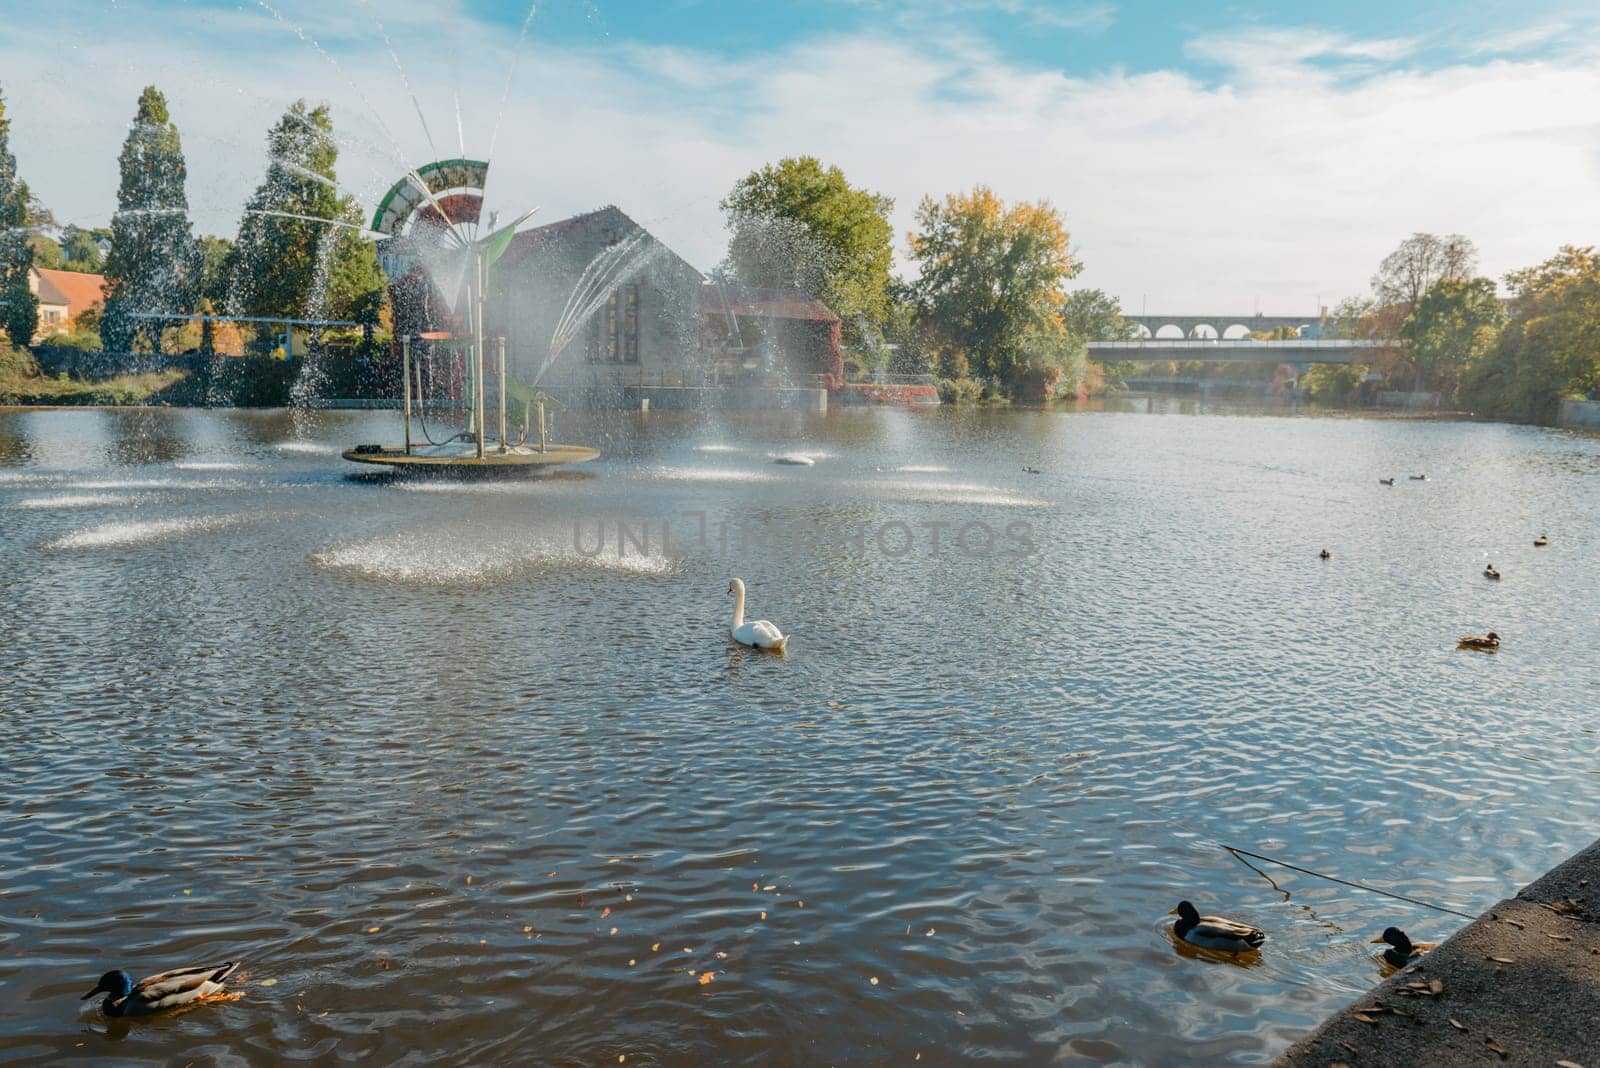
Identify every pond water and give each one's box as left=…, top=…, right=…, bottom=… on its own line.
left=2, top=403, right=1597, bottom=1064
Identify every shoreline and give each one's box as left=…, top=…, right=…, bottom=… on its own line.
left=1276, top=837, right=1600, bottom=1066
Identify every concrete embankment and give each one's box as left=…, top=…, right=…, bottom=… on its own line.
left=1277, top=839, right=1600, bottom=1067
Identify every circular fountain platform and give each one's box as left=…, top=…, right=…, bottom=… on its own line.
left=342, top=443, right=599, bottom=475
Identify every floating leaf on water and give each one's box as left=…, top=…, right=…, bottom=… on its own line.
left=259, top=978, right=278, bottom=987
left=760, top=912, right=767, bottom=920
left=626, top=895, right=633, bottom=902
left=716, top=951, right=727, bottom=959
left=610, top=927, right=618, bottom=935
left=684, top=947, right=692, bottom=954
left=698, top=971, right=715, bottom=985
left=368, top=927, right=381, bottom=934
left=926, top=929, right=935, bottom=937
left=523, top=925, right=533, bottom=934
left=763, top=885, right=776, bottom=892
left=602, top=907, right=611, bottom=919
left=610, top=858, right=621, bottom=864
left=651, top=943, right=660, bottom=952
left=798, top=901, right=804, bottom=908
left=752, top=883, right=759, bottom=892
left=466, top=876, right=473, bottom=885
left=869, top=977, right=879, bottom=986
left=629, top=959, right=636, bottom=966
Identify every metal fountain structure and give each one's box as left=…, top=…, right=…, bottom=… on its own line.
left=343, top=160, right=598, bottom=474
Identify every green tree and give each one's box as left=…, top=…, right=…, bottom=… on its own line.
left=907, top=186, right=1079, bottom=390
left=195, top=234, right=233, bottom=306
left=1400, top=276, right=1505, bottom=393
left=101, top=86, right=198, bottom=352
left=228, top=102, right=386, bottom=341
left=1460, top=246, right=1600, bottom=422
left=1061, top=288, right=1133, bottom=343
left=0, top=91, right=38, bottom=349
left=28, top=233, right=60, bottom=270
left=60, top=226, right=104, bottom=272
left=721, top=156, right=894, bottom=342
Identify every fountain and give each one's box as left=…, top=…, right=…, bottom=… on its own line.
left=342, top=161, right=598, bottom=475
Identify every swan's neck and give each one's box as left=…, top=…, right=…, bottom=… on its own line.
left=730, top=585, right=745, bottom=630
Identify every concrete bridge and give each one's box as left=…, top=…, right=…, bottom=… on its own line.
left=1087, top=339, right=1385, bottom=364
left=1124, top=313, right=1319, bottom=339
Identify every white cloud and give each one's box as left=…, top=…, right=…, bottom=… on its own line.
left=3, top=3, right=1598, bottom=314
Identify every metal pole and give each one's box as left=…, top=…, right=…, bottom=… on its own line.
left=401, top=336, right=413, bottom=455
left=497, top=336, right=508, bottom=453
left=474, top=250, right=486, bottom=459
left=537, top=401, right=546, bottom=453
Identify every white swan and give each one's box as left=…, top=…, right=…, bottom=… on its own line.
left=727, top=578, right=788, bottom=652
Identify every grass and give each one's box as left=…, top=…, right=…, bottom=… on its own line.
left=0, top=344, right=188, bottom=406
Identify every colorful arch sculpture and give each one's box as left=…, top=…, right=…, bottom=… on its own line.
left=370, top=158, right=489, bottom=237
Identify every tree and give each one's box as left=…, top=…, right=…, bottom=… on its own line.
left=0, top=90, right=38, bottom=349
left=28, top=233, right=61, bottom=269
left=1400, top=277, right=1505, bottom=393
left=101, top=86, right=198, bottom=352
left=1372, top=233, right=1476, bottom=313
left=60, top=226, right=108, bottom=273
left=907, top=186, right=1079, bottom=390
left=721, top=156, right=894, bottom=342
left=228, top=101, right=386, bottom=344
left=1061, top=288, right=1134, bottom=344
left=1460, top=246, right=1600, bottom=422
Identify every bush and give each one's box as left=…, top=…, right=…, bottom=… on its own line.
left=938, top=376, right=983, bottom=404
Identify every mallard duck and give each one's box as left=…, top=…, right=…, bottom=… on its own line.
left=1378, top=478, right=1395, bottom=486
left=1410, top=474, right=1427, bottom=481
left=1533, top=535, right=1548, bottom=547
left=1319, top=549, right=1332, bottom=559
left=1169, top=901, right=1265, bottom=953
left=81, top=961, right=241, bottom=1017
left=1371, top=927, right=1436, bottom=969
left=1457, top=631, right=1500, bottom=651
left=1483, top=564, right=1500, bottom=580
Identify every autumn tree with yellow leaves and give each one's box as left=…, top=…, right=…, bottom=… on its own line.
left=907, top=186, right=1080, bottom=397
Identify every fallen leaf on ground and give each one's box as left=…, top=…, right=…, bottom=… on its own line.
left=1485, top=1038, right=1507, bottom=1059
left=698, top=971, right=715, bottom=985
left=1555, top=1061, right=1583, bottom=1068
left=1429, top=980, right=1444, bottom=994
left=1340, top=1041, right=1359, bottom=1054
left=1352, top=1013, right=1378, bottom=1025
left=1449, top=1019, right=1465, bottom=1031
left=1488, top=957, right=1515, bottom=964
left=1546, top=933, right=1573, bottom=942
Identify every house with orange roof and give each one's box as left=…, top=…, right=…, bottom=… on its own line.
left=28, top=266, right=107, bottom=335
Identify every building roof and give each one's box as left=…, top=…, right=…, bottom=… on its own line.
left=702, top=284, right=840, bottom=324
left=497, top=205, right=702, bottom=280
left=32, top=267, right=107, bottom=318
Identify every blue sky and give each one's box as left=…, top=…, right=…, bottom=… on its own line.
left=4, top=0, right=1599, bottom=310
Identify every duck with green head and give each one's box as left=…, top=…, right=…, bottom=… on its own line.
left=1370, top=927, right=1435, bottom=969
left=1168, top=901, right=1265, bottom=953
left=81, top=961, right=241, bottom=1017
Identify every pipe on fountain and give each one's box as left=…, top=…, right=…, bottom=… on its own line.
left=498, top=337, right=508, bottom=454
left=402, top=336, right=413, bottom=456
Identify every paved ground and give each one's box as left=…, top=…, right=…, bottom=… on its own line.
left=1277, top=839, right=1600, bottom=1067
